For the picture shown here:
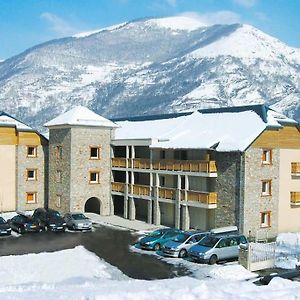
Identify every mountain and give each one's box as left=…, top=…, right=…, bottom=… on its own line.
left=0, top=16, right=300, bottom=130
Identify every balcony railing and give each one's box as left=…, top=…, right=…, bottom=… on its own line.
left=111, top=182, right=125, bottom=193
left=291, top=163, right=300, bottom=175
left=131, top=184, right=150, bottom=196
left=112, top=157, right=217, bottom=173
left=181, top=190, right=217, bottom=205
left=291, top=192, right=300, bottom=205
left=112, top=158, right=127, bottom=168
left=159, top=187, right=176, bottom=200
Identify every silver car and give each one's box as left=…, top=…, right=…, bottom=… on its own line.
left=64, top=213, right=92, bottom=231
left=188, top=233, right=248, bottom=264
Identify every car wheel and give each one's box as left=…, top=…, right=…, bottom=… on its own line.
left=154, top=243, right=161, bottom=251
left=72, top=225, right=76, bottom=231
left=18, top=227, right=23, bottom=234
left=209, top=255, right=218, bottom=265
left=178, top=249, right=187, bottom=258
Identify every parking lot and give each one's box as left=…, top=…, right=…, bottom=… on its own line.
left=0, top=224, right=190, bottom=280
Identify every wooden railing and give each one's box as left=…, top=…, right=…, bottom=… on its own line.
left=181, top=190, right=217, bottom=205
left=153, top=159, right=217, bottom=173
left=132, top=158, right=151, bottom=169
left=112, top=158, right=127, bottom=168
left=291, top=192, right=300, bottom=204
left=131, top=184, right=151, bottom=196
left=291, top=163, right=300, bottom=175
left=159, top=187, right=176, bottom=200
left=111, top=182, right=125, bottom=193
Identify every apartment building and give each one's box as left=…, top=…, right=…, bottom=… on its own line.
left=111, top=105, right=300, bottom=239
left=0, top=111, right=48, bottom=212
left=1, top=104, right=299, bottom=239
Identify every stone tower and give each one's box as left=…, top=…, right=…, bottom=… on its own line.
left=44, top=106, right=117, bottom=215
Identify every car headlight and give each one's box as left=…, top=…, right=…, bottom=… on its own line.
left=63, top=223, right=66, bottom=226
left=49, top=224, right=56, bottom=227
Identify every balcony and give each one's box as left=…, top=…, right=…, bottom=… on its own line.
left=181, top=190, right=218, bottom=205
left=291, top=163, right=300, bottom=176
left=159, top=187, right=176, bottom=200
left=112, top=158, right=217, bottom=173
left=291, top=192, right=300, bottom=205
left=111, top=182, right=125, bottom=193
left=131, top=184, right=151, bottom=196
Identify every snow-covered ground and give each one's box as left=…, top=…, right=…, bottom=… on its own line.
left=1, top=245, right=300, bottom=299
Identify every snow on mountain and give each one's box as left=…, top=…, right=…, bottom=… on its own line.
left=0, top=16, right=300, bottom=131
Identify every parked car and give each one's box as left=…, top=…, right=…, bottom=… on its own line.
left=162, top=231, right=209, bottom=258
left=139, top=228, right=182, bottom=251
left=0, top=216, right=11, bottom=236
left=188, top=233, right=248, bottom=264
left=32, top=208, right=66, bottom=232
left=8, top=213, right=40, bottom=234
left=64, top=212, right=92, bottom=230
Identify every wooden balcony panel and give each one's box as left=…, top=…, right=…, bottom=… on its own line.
left=291, top=192, right=300, bottom=204
left=111, top=182, right=125, bottom=193
left=112, top=158, right=127, bottom=168
left=132, top=184, right=150, bottom=196
left=182, top=190, right=218, bottom=205
left=291, top=163, right=300, bottom=174
left=152, top=159, right=217, bottom=173
left=159, top=187, right=176, bottom=200
left=132, top=158, right=150, bottom=169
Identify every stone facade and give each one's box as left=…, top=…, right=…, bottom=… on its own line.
left=242, top=147, right=280, bottom=239
left=48, top=126, right=113, bottom=215
left=16, top=144, right=48, bottom=211
left=214, top=151, right=244, bottom=230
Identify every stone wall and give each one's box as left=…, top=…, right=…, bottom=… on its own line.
left=214, top=152, right=244, bottom=230
left=16, top=144, right=48, bottom=211
left=243, top=148, right=279, bottom=239
left=48, top=128, right=72, bottom=213
left=69, top=127, right=112, bottom=215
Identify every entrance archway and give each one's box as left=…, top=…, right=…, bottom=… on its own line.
left=85, top=197, right=101, bottom=214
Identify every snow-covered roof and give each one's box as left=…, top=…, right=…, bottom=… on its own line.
left=0, top=112, right=32, bottom=131
left=44, top=106, right=118, bottom=128
left=114, top=106, right=298, bottom=152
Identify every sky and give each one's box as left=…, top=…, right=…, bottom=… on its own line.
left=0, top=0, right=299, bottom=60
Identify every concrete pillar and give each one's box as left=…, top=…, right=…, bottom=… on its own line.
left=175, top=174, right=181, bottom=229
left=147, top=200, right=152, bottom=224
left=125, top=146, right=129, bottom=168
left=153, top=173, right=161, bottom=225
left=181, top=204, right=190, bottom=231
left=128, top=196, right=136, bottom=220
left=124, top=183, right=129, bottom=219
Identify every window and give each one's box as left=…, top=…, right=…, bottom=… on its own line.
left=26, top=192, right=37, bottom=204
left=160, top=150, right=166, bottom=159
left=55, top=146, right=62, bottom=159
left=159, top=175, right=165, bottom=187
left=262, top=149, right=272, bottom=165
left=260, top=211, right=271, bottom=228
left=27, top=146, right=37, bottom=157
left=261, top=180, right=272, bottom=196
left=27, top=169, right=37, bottom=181
left=56, top=170, right=62, bottom=183
left=89, top=171, right=100, bottom=184
left=56, top=195, right=62, bottom=208
left=90, top=147, right=101, bottom=159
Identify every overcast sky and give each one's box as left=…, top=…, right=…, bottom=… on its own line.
left=0, top=0, right=299, bottom=59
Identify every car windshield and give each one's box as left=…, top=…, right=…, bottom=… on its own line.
left=149, top=229, right=165, bottom=237
left=49, top=211, right=61, bottom=218
left=173, top=233, right=189, bottom=243
left=0, top=217, right=6, bottom=224
left=198, top=236, right=220, bottom=248
left=72, top=214, right=88, bottom=220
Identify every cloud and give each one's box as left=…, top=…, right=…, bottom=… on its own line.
left=40, top=12, right=77, bottom=36
left=166, top=0, right=177, bottom=7
left=180, top=11, right=241, bottom=26
left=254, top=12, right=269, bottom=22
left=232, top=0, right=257, bottom=8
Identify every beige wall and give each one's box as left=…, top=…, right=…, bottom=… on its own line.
left=278, top=149, right=300, bottom=233
left=0, top=145, right=16, bottom=212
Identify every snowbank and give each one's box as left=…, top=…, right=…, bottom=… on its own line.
left=1, top=246, right=300, bottom=299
